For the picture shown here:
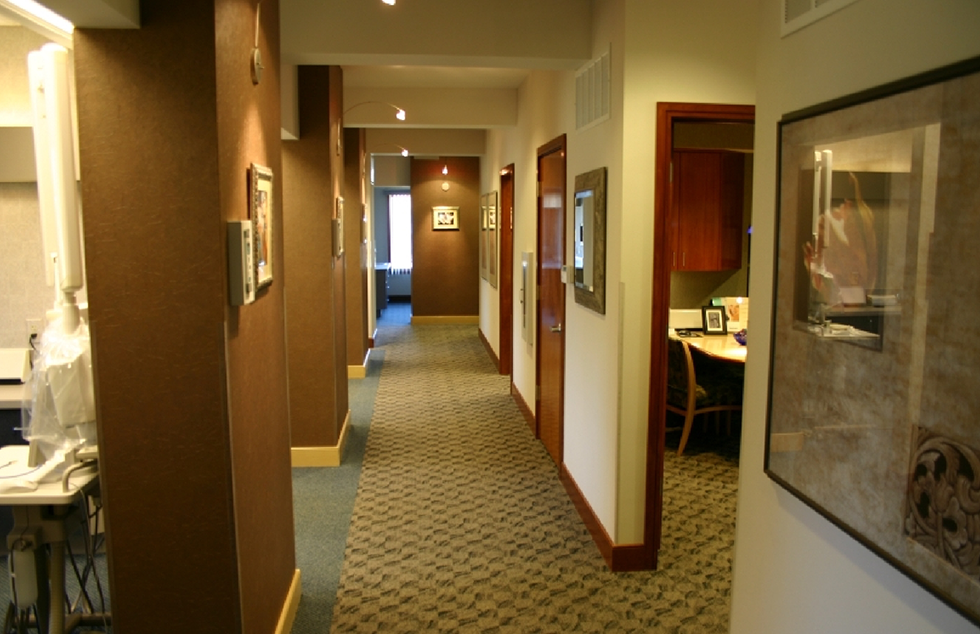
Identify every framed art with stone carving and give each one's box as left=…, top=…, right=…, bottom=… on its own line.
left=765, top=55, right=980, bottom=626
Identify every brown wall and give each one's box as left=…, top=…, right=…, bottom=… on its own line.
left=344, top=127, right=370, bottom=364
left=411, top=157, right=481, bottom=316
left=74, top=1, right=294, bottom=632
left=282, top=65, right=349, bottom=447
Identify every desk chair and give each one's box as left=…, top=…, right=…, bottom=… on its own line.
left=666, top=338, right=744, bottom=456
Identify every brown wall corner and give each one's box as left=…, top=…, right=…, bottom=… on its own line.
left=74, top=1, right=295, bottom=631
left=282, top=65, right=348, bottom=448
left=344, top=127, right=370, bottom=366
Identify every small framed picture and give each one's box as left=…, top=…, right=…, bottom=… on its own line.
left=701, top=305, right=727, bottom=334
left=433, top=206, right=459, bottom=230
left=249, top=163, right=274, bottom=290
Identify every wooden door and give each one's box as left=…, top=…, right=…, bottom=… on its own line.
left=499, top=165, right=515, bottom=376
left=536, top=137, right=566, bottom=467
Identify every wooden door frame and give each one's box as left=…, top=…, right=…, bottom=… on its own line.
left=643, top=103, right=755, bottom=568
left=499, top=165, right=515, bottom=376
left=535, top=135, right=567, bottom=464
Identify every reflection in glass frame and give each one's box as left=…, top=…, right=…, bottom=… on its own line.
left=249, top=163, right=274, bottom=290
left=766, top=55, right=980, bottom=626
left=432, top=206, right=459, bottom=230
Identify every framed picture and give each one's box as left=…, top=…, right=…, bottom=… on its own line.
left=333, top=196, right=345, bottom=258
left=249, top=163, right=274, bottom=289
left=701, top=306, right=726, bottom=335
left=486, top=191, right=497, bottom=288
left=479, top=194, right=488, bottom=280
left=433, top=206, right=458, bottom=230
left=766, top=55, right=980, bottom=626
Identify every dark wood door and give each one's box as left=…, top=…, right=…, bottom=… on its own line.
left=499, top=165, right=515, bottom=376
left=536, top=137, right=566, bottom=467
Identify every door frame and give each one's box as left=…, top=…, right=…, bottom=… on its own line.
left=644, top=103, right=755, bottom=568
left=498, top=165, right=515, bottom=376
left=535, top=135, right=567, bottom=465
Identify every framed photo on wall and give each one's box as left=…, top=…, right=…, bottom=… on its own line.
left=249, top=163, right=274, bottom=289
left=433, top=206, right=459, bottom=230
left=765, top=55, right=980, bottom=626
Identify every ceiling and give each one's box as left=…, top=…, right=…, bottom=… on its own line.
left=343, top=65, right=531, bottom=90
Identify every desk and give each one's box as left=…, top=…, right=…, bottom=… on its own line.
left=681, top=334, right=747, bottom=363
left=0, top=445, right=102, bottom=633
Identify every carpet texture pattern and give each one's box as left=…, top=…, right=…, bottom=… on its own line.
left=329, top=318, right=739, bottom=633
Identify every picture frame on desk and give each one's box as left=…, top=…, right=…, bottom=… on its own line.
left=701, top=306, right=726, bottom=335
left=765, top=54, right=980, bottom=626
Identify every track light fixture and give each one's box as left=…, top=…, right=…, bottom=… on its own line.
left=343, top=101, right=406, bottom=122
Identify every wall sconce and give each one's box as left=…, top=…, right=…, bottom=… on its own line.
left=337, top=101, right=407, bottom=154
left=344, top=101, right=406, bottom=121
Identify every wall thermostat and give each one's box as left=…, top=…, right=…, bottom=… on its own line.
left=228, top=220, right=256, bottom=305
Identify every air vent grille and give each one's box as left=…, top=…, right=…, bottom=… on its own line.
left=782, top=0, right=859, bottom=37
left=576, top=50, right=610, bottom=131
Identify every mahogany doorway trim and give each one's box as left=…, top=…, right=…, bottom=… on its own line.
left=498, top=165, right=515, bottom=376
left=644, top=103, right=755, bottom=569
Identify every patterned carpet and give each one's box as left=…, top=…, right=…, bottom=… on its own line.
left=329, top=314, right=739, bottom=633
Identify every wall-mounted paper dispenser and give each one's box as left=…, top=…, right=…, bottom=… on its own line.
left=228, top=220, right=256, bottom=306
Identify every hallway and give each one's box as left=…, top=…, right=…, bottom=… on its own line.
left=295, top=303, right=738, bottom=633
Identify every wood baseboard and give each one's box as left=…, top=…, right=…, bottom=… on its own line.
left=559, top=464, right=650, bottom=572
left=410, top=315, right=479, bottom=325
left=368, top=328, right=377, bottom=348
left=275, top=569, right=302, bottom=634
left=478, top=328, right=500, bottom=371
left=348, top=350, right=371, bottom=379
left=291, top=410, right=351, bottom=467
left=511, top=381, right=535, bottom=435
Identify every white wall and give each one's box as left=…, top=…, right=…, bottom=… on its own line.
left=483, top=68, right=575, bottom=406
left=730, top=1, right=980, bottom=632
left=560, top=0, right=625, bottom=544
left=615, top=0, right=758, bottom=542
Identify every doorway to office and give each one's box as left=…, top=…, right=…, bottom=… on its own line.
left=644, top=103, right=755, bottom=567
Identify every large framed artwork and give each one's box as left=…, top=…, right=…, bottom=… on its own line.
left=486, top=190, right=498, bottom=289
left=249, top=163, right=274, bottom=289
left=765, top=55, right=980, bottom=626
left=479, top=194, right=488, bottom=280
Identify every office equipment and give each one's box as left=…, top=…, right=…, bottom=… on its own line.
left=0, top=350, right=30, bottom=385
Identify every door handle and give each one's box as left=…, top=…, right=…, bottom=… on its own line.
left=550, top=323, right=563, bottom=333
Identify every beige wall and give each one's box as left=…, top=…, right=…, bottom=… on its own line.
left=729, top=1, right=980, bottom=632
left=481, top=0, right=758, bottom=544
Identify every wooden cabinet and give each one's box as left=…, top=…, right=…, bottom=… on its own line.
left=669, top=149, right=745, bottom=271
